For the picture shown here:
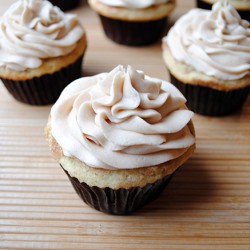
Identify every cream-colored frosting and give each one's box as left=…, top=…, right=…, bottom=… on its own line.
left=163, top=1, right=250, bottom=81
left=97, top=0, right=170, bottom=9
left=0, top=0, right=84, bottom=71
left=51, top=65, right=195, bottom=170
left=202, top=0, right=250, bottom=10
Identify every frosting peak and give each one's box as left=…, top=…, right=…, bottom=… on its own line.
left=163, top=1, right=250, bottom=81
left=0, top=0, right=84, bottom=71
left=210, top=0, right=248, bottom=34
left=97, top=0, right=170, bottom=9
left=51, top=65, right=195, bottom=170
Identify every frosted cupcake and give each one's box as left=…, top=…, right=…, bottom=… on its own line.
left=0, top=0, right=87, bottom=105
left=162, top=1, right=250, bottom=116
left=45, top=65, right=196, bottom=215
left=196, top=0, right=250, bottom=21
left=88, top=0, right=175, bottom=46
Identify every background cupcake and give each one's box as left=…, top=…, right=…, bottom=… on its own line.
left=45, top=65, right=196, bottom=215
left=0, top=0, right=87, bottom=105
left=196, top=0, right=250, bottom=21
left=48, top=0, right=81, bottom=11
left=162, top=1, right=250, bottom=116
left=88, top=0, right=175, bottom=46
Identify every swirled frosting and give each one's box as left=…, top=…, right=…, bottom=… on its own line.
left=51, top=65, right=195, bottom=170
left=97, top=0, right=170, bottom=9
left=0, top=0, right=84, bottom=71
left=163, top=1, right=250, bottom=81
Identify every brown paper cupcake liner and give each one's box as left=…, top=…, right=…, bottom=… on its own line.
left=170, top=73, right=250, bottom=116
left=48, top=0, right=81, bottom=11
left=99, top=15, right=167, bottom=46
left=1, top=55, right=83, bottom=106
left=196, top=0, right=250, bottom=21
left=62, top=166, right=174, bottom=215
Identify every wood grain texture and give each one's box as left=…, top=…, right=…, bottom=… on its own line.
left=0, top=0, right=250, bottom=249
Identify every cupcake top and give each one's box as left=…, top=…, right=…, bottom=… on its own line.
left=0, top=0, right=85, bottom=71
left=97, top=0, right=170, bottom=9
left=50, top=65, right=195, bottom=170
left=163, top=0, right=250, bottom=81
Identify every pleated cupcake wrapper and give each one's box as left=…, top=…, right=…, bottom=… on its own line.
left=1, top=55, right=83, bottom=106
left=49, top=0, right=80, bottom=11
left=62, top=165, right=175, bottom=215
left=196, top=0, right=250, bottom=22
left=99, top=15, right=167, bottom=46
left=170, top=73, right=250, bottom=116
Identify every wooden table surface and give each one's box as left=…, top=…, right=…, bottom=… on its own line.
left=1, top=0, right=250, bottom=249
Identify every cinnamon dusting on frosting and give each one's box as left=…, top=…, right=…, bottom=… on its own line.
left=50, top=65, right=195, bottom=170
left=163, top=1, right=250, bottom=81
left=0, top=0, right=84, bottom=71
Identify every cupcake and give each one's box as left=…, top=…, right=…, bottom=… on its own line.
left=162, top=1, right=250, bottom=116
left=48, top=0, right=81, bottom=11
left=196, top=0, right=250, bottom=21
left=88, top=0, right=175, bottom=46
left=45, top=65, right=196, bottom=215
left=0, top=0, right=87, bottom=105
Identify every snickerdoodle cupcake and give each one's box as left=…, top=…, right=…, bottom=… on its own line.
left=45, top=65, right=195, bottom=214
left=88, top=0, right=175, bottom=46
left=162, top=0, right=250, bottom=116
left=0, top=0, right=87, bottom=105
